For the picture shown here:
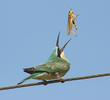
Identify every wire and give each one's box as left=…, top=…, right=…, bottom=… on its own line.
left=0, top=72, right=110, bottom=91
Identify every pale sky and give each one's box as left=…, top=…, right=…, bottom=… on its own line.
left=0, top=0, right=110, bottom=100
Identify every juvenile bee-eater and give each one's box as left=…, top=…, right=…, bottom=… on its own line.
left=18, top=33, right=71, bottom=85
left=67, top=9, right=78, bottom=36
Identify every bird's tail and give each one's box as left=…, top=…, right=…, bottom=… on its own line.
left=17, top=72, right=43, bottom=85
left=24, top=67, right=36, bottom=74
left=17, top=75, right=32, bottom=85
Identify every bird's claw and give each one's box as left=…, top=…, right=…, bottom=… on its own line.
left=60, top=78, right=65, bottom=83
left=42, top=80, right=48, bottom=85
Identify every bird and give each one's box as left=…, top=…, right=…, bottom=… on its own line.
left=67, top=9, right=78, bottom=36
left=17, top=33, right=71, bottom=85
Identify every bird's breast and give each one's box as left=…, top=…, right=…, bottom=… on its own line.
left=32, top=71, right=68, bottom=80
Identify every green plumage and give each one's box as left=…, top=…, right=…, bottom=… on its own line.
left=18, top=33, right=71, bottom=85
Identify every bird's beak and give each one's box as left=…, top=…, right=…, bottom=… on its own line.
left=56, top=32, right=71, bottom=56
left=56, top=32, right=61, bottom=57
left=60, top=39, right=71, bottom=52
left=56, top=32, right=60, bottom=49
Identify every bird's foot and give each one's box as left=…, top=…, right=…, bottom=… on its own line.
left=42, top=80, right=48, bottom=85
left=59, top=78, right=65, bottom=83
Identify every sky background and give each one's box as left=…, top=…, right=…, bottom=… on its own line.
left=0, top=0, right=110, bottom=99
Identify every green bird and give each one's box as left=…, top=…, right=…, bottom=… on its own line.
left=17, top=33, right=71, bottom=85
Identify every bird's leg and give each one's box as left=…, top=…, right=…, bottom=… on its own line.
left=59, top=78, right=65, bottom=83
left=56, top=72, right=65, bottom=83
left=42, top=80, right=48, bottom=85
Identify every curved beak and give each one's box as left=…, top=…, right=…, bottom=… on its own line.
left=56, top=32, right=60, bottom=48
left=56, top=32, right=71, bottom=56
left=60, top=38, right=71, bottom=52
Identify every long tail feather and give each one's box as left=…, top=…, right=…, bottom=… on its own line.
left=17, top=75, right=32, bottom=85
left=24, top=67, right=36, bottom=74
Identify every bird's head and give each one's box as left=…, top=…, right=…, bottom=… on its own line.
left=49, top=33, right=71, bottom=61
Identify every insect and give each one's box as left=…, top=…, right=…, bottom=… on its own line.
left=67, top=9, right=78, bottom=36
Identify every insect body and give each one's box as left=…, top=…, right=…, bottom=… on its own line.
left=67, top=9, right=78, bottom=36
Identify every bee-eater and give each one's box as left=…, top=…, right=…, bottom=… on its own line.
left=17, top=33, right=71, bottom=85
left=67, top=9, right=78, bottom=36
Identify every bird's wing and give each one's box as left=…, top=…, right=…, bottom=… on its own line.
left=24, top=61, right=67, bottom=74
